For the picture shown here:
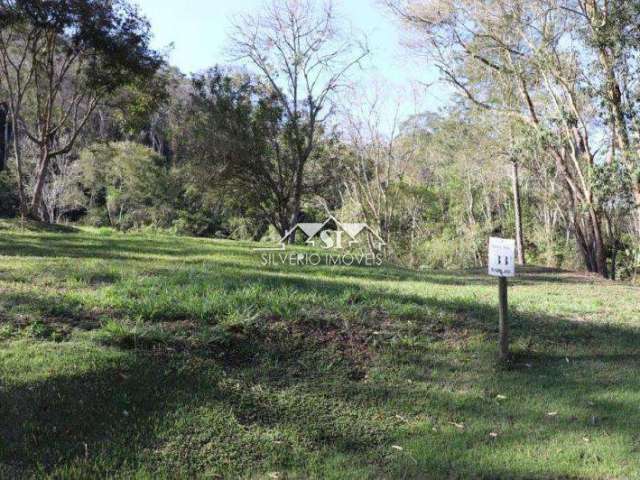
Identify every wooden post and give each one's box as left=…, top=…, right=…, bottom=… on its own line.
left=498, top=276, right=509, bottom=361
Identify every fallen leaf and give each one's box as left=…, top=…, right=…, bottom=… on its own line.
left=449, top=422, right=464, bottom=429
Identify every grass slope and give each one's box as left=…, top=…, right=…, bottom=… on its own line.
left=1, top=221, right=639, bottom=478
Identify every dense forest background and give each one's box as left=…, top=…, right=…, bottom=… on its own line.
left=1, top=0, right=639, bottom=280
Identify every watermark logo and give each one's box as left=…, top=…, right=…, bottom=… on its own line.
left=255, top=215, right=386, bottom=266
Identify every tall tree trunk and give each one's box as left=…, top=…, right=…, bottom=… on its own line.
left=30, top=148, right=50, bottom=218
left=287, top=204, right=300, bottom=244
left=634, top=189, right=640, bottom=238
left=0, top=103, right=8, bottom=171
left=511, top=160, right=525, bottom=265
left=574, top=219, right=595, bottom=272
left=252, top=220, right=269, bottom=242
left=588, top=206, right=608, bottom=279
left=9, top=109, right=27, bottom=217
left=287, top=161, right=305, bottom=244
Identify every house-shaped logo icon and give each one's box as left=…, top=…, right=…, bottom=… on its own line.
left=255, top=215, right=386, bottom=251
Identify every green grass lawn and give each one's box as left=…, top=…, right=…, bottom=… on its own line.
left=1, top=221, right=639, bottom=479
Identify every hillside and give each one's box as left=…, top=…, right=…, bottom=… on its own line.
left=1, top=223, right=639, bottom=478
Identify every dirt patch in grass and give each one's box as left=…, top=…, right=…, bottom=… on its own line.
left=267, top=318, right=373, bottom=380
left=96, top=313, right=376, bottom=382
left=0, top=306, right=119, bottom=344
left=46, top=308, right=113, bottom=331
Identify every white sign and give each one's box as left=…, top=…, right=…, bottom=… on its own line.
left=488, top=237, right=516, bottom=277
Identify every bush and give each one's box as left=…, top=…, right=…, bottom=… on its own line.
left=416, top=225, right=487, bottom=270
left=615, top=237, right=640, bottom=282
left=80, top=142, right=175, bottom=230
left=82, top=206, right=110, bottom=227
left=228, top=216, right=269, bottom=241
left=0, top=170, right=19, bottom=217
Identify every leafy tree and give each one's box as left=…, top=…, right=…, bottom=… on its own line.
left=0, top=0, right=161, bottom=218
left=386, top=0, right=622, bottom=277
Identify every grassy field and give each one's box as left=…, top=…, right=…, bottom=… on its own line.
left=1, top=220, right=639, bottom=479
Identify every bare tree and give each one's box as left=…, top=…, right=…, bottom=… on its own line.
left=229, top=0, right=368, bottom=241
left=339, top=86, right=422, bottom=261
left=39, top=147, right=83, bottom=224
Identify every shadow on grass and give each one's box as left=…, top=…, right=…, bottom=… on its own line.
left=0, top=232, right=602, bottom=286
left=1, top=252, right=637, bottom=347
left=0, top=336, right=388, bottom=477
left=1, top=354, right=180, bottom=474
left=2, top=234, right=640, bottom=476
left=0, top=290, right=107, bottom=330
left=0, top=219, right=81, bottom=233
left=0, top=232, right=255, bottom=261
left=3, top=317, right=640, bottom=478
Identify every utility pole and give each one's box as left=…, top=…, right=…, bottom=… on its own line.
left=511, top=159, right=525, bottom=265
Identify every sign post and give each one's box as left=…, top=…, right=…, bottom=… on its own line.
left=488, top=237, right=516, bottom=361
left=498, top=276, right=508, bottom=361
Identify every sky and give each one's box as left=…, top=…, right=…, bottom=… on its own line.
left=134, top=0, right=450, bottom=122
